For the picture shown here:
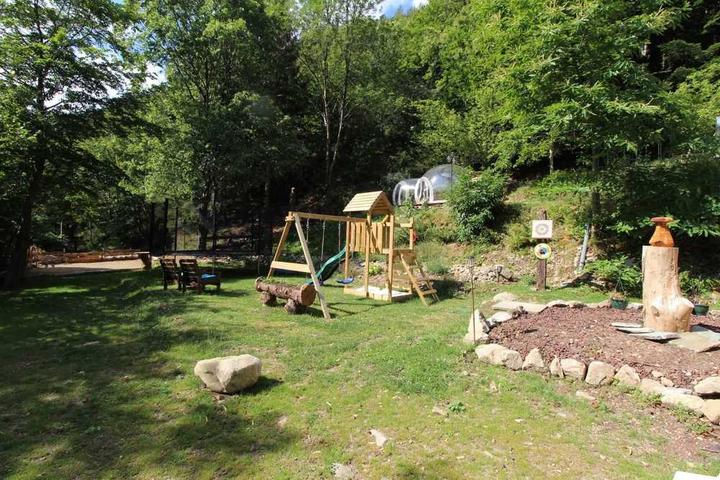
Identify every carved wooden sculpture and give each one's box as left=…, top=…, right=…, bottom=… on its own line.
left=642, top=217, right=693, bottom=332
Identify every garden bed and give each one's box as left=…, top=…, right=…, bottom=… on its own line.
left=489, top=307, right=720, bottom=388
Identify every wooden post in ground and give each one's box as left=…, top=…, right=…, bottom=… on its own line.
left=293, top=215, right=331, bottom=319
left=344, top=221, right=351, bottom=279
left=536, top=209, right=547, bottom=291
left=364, top=213, right=371, bottom=298
left=387, top=215, right=395, bottom=302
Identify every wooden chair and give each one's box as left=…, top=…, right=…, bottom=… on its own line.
left=160, top=258, right=182, bottom=290
left=179, top=259, right=222, bottom=293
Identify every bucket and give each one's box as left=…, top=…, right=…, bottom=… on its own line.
left=693, top=304, right=710, bottom=316
left=611, top=298, right=628, bottom=310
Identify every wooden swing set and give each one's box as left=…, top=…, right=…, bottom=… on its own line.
left=262, top=191, right=438, bottom=319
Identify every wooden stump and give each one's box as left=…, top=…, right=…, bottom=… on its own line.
left=260, top=292, right=277, bottom=306
left=284, top=299, right=304, bottom=314
left=642, top=246, right=693, bottom=332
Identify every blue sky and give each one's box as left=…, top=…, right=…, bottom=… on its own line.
left=379, top=0, right=428, bottom=18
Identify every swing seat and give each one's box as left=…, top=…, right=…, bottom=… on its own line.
left=336, top=276, right=354, bottom=285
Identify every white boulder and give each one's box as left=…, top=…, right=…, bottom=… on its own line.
left=475, top=344, right=522, bottom=370
left=522, top=348, right=546, bottom=371
left=194, top=354, right=262, bottom=394
left=661, top=392, right=705, bottom=414
left=701, top=399, right=720, bottom=424
left=614, top=365, right=641, bottom=387
left=560, top=359, right=587, bottom=380
left=549, top=357, right=564, bottom=378
left=693, top=376, right=720, bottom=397
left=585, top=361, right=615, bottom=386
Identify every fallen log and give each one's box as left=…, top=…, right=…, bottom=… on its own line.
left=255, top=278, right=316, bottom=314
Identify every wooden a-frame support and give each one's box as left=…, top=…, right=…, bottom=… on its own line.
left=267, top=214, right=331, bottom=319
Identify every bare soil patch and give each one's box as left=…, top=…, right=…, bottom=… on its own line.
left=489, top=307, right=720, bottom=388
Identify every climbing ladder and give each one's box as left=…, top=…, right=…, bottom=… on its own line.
left=395, top=250, right=439, bottom=306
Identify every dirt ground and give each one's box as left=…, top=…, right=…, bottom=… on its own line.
left=26, top=259, right=146, bottom=277
left=489, top=307, right=720, bottom=388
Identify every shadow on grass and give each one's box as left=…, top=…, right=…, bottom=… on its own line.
left=0, top=270, right=297, bottom=478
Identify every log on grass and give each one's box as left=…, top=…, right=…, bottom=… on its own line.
left=642, top=246, right=693, bottom=332
left=255, top=278, right=316, bottom=308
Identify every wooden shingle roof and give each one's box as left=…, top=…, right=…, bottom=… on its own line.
left=343, top=191, right=394, bottom=215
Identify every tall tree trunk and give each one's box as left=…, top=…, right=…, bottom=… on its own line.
left=3, top=158, right=45, bottom=288
left=549, top=145, right=555, bottom=173
left=162, top=198, right=169, bottom=254
left=174, top=203, right=179, bottom=252
left=148, top=202, right=156, bottom=254
left=197, top=199, right=209, bottom=251
left=261, top=167, right=272, bottom=254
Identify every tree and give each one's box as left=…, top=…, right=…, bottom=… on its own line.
left=143, top=0, right=300, bottom=250
left=295, top=0, right=379, bottom=187
left=0, top=0, right=141, bottom=287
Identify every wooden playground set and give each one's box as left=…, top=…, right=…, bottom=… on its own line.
left=256, top=191, right=439, bottom=319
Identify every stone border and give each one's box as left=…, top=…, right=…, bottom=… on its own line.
left=465, top=294, right=720, bottom=425
left=474, top=342, right=720, bottom=425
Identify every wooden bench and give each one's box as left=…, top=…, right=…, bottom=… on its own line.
left=179, top=259, right=221, bottom=293
left=159, top=258, right=182, bottom=290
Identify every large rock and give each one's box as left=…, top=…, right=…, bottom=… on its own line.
left=522, top=348, right=546, bottom=371
left=614, top=365, right=641, bottom=387
left=560, top=359, right=587, bottom=380
left=488, top=311, right=514, bottom=324
left=640, top=378, right=665, bottom=396
left=194, top=354, right=262, bottom=394
left=585, top=361, right=615, bottom=386
left=661, top=392, right=705, bottom=414
left=549, top=357, right=564, bottom=378
left=463, top=310, right=490, bottom=345
left=693, top=376, right=720, bottom=397
left=702, top=399, right=720, bottom=424
left=493, top=292, right=518, bottom=303
left=640, top=378, right=692, bottom=397
left=475, top=344, right=522, bottom=370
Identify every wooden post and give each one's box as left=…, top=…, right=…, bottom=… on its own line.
left=294, top=215, right=331, bottom=319
left=364, top=213, right=371, bottom=298
left=267, top=218, right=293, bottom=279
left=536, top=209, right=547, bottom=291
left=344, top=221, right=351, bottom=279
left=387, top=215, right=395, bottom=302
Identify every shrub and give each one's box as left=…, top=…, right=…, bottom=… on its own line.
left=400, top=204, right=458, bottom=244
left=447, top=170, right=509, bottom=242
left=680, top=271, right=718, bottom=302
left=585, top=255, right=641, bottom=295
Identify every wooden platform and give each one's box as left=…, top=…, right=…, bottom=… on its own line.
left=343, top=285, right=414, bottom=302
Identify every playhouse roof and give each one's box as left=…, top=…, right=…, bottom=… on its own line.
left=343, top=191, right=394, bottom=215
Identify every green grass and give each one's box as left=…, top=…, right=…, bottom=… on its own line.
left=1, top=271, right=718, bottom=479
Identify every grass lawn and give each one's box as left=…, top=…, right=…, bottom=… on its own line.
left=1, top=270, right=718, bottom=479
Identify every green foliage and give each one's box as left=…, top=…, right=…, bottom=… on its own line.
left=680, top=271, right=718, bottom=302
left=585, top=255, right=641, bottom=295
left=401, top=205, right=458, bottom=244
left=447, top=170, right=508, bottom=242
left=448, top=401, right=466, bottom=414
left=368, top=263, right=384, bottom=276
left=597, top=155, right=720, bottom=240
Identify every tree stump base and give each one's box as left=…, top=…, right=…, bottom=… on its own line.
left=642, top=246, right=693, bottom=332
